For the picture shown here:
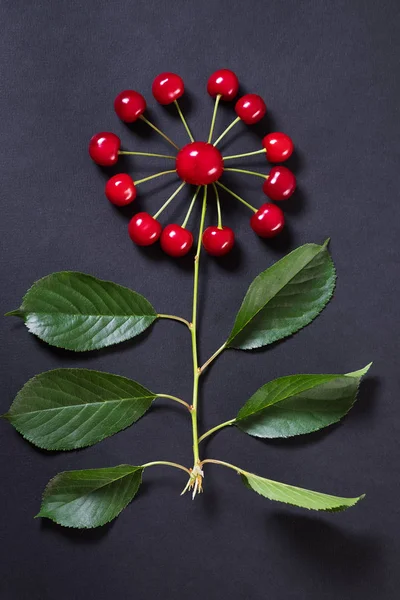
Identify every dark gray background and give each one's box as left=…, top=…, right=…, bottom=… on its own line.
left=1, top=1, right=399, bottom=598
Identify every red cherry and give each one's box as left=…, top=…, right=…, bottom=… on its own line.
left=152, top=73, right=184, bottom=105
left=160, top=225, right=193, bottom=257
left=176, top=142, right=224, bottom=185
left=250, top=204, right=285, bottom=238
left=235, top=94, right=266, bottom=124
left=89, top=132, right=120, bottom=166
left=263, top=166, right=296, bottom=201
left=105, top=174, right=136, bottom=206
left=114, top=90, right=146, bottom=122
left=262, top=133, right=294, bottom=163
left=128, top=212, right=161, bottom=246
left=207, top=69, right=239, bottom=101
left=202, top=226, right=235, bottom=256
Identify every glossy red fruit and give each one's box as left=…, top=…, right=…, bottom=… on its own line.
left=263, top=166, right=296, bottom=201
left=160, top=225, right=193, bottom=257
left=250, top=204, right=285, bottom=238
left=105, top=174, right=136, bottom=206
left=176, top=142, right=224, bottom=185
left=202, top=226, right=234, bottom=256
left=89, top=132, right=120, bottom=166
left=235, top=94, right=266, bottom=124
left=114, top=90, right=146, bottom=122
left=152, top=73, right=184, bottom=105
left=207, top=69, right=239, bottom=101
left=262, top=132, right=294, bottom=163
left=128, top=212, right=161, bottom=246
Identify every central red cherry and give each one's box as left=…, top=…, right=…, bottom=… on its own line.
left=176, top=142, right=224, bottom=185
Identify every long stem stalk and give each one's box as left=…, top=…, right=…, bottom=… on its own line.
left=198, top=419, right=236, bottom=443
left=157, top=314, right=191, bottom=328
left=224, top=167, right=267, bottom=179
left=139, top=115, right=180, bottom=150
left=190, top=186, right=208, bottom=465
left=212, top=183, right=222, bottom=228
left=118, top=151, right=176, bottom=159
left=223, top=148, right=266, bottom=161
left=153, top=182, right=186, bottom=219
left=174, top=100, right=194, bottom=142
left=182, top=186, right=201, bottom=228
left=208, top=95, right=221, bottom=143
left=135, top=170, right=177, bottom=186
left=200, top=459, right=244, bottom=474
left=213, top=117, right=240, bottom=147
left=216, top=181, right=257, bottom=213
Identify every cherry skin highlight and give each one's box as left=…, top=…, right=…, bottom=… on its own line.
left=152, top=73, right=184, bottom=105
left=263, top=166, right=296, bottom=201
left=105, top=174, right=136, bottom=206
left=128, top=213, right=162, bottom=246
left=235, top=94, right=266, bottom=124
left=202, top=226, right=235, bottom=256
left=176, top=142, right=224, bottom=185
left=207, top=69, right=239, bottom=101
left=262, top=133, right=294, bottom=163
left=114, top=90, right=146, bottom=122
left=89, top=132, right=120, bottom=166
left=250, top=204, right=285, bottom=238
left=160, top=225, right=193, bottom=257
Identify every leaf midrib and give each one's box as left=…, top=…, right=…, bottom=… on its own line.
left=10, top=395, right=155, bottom=417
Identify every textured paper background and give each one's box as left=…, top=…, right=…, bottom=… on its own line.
left=1, top=1, right=399, bottom=598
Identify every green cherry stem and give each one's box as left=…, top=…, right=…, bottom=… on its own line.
left=155, top=394, right=191, bottom=410
left=224, top=167, right=268, bottom=179
left=135, top=170, right=177, bottom=186
left=182, top=185, right=201, bottom=228
left=213, top=116, right=241, bottom=147
left=208, top=94, right=221, bottom=143
left=198, top=419, right=236, bottom=443
left=216, top=181, right=257, bottom=213
left=190, top=185, right=208, bottom=465
left=153, top=181, right=186, bottom=219
left=223, top=148, right=266, bottom=161
left=158, top=313, right=191, bottom=328
left=174, top=100, right=195, bottom=142
left=139, top=115, right=180, bottom=150
left=199, top=341, right=227, bottom=373
left=212, top=183, right=222, bottom=228
left=142, top=461, right=191, bottom=475
left=118, top=150, right=176, bottom=159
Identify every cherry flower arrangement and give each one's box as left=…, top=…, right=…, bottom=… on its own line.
left=3, top=70, right=370, bottom=528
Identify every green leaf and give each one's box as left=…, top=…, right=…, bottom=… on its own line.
left=6, top=272, right=157, bottom=351
left=226, top=241, right=335, bottom=350
left=235, top=364, right=371, bottom=438
left=241, top=472, right=364, bottom=512
left=4, top=368, right=156, bottom=450
left=36, top=465, right=143, bottom=528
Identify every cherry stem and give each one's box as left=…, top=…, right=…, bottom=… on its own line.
left=182, top=185, right=201, bottom=228
left=135, top=169, right=177, bottom=186
left=224, top=167, right=267, bottom=179
left=208, top=94, right=221, bottom=143
left=155, top=394, right=191, bottom=410
left=153, top=181, right=186, bottom=219
left=216, top=181, right=257, bottom=213
left=213, top=116, right=241, bottom=147
left=139, top=115, right=180, bottom=150
left=157, top=313, right=191, bottom=328
left=223, top=148, right=266, bottom=161
left=142, top=461, right=191, bottom=475
left=212, top=183, right=222, bottom=228
left=118, top=150, right=176, bottom=159
left=198, top=419, right=236, bottom=443
left=200, top=459, right=244, bottom=474
left=190, top=186, right=208, bottom=466
left=199, top=341, right=227, bottom=373
left=174, top=100, right=194, bottom=142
